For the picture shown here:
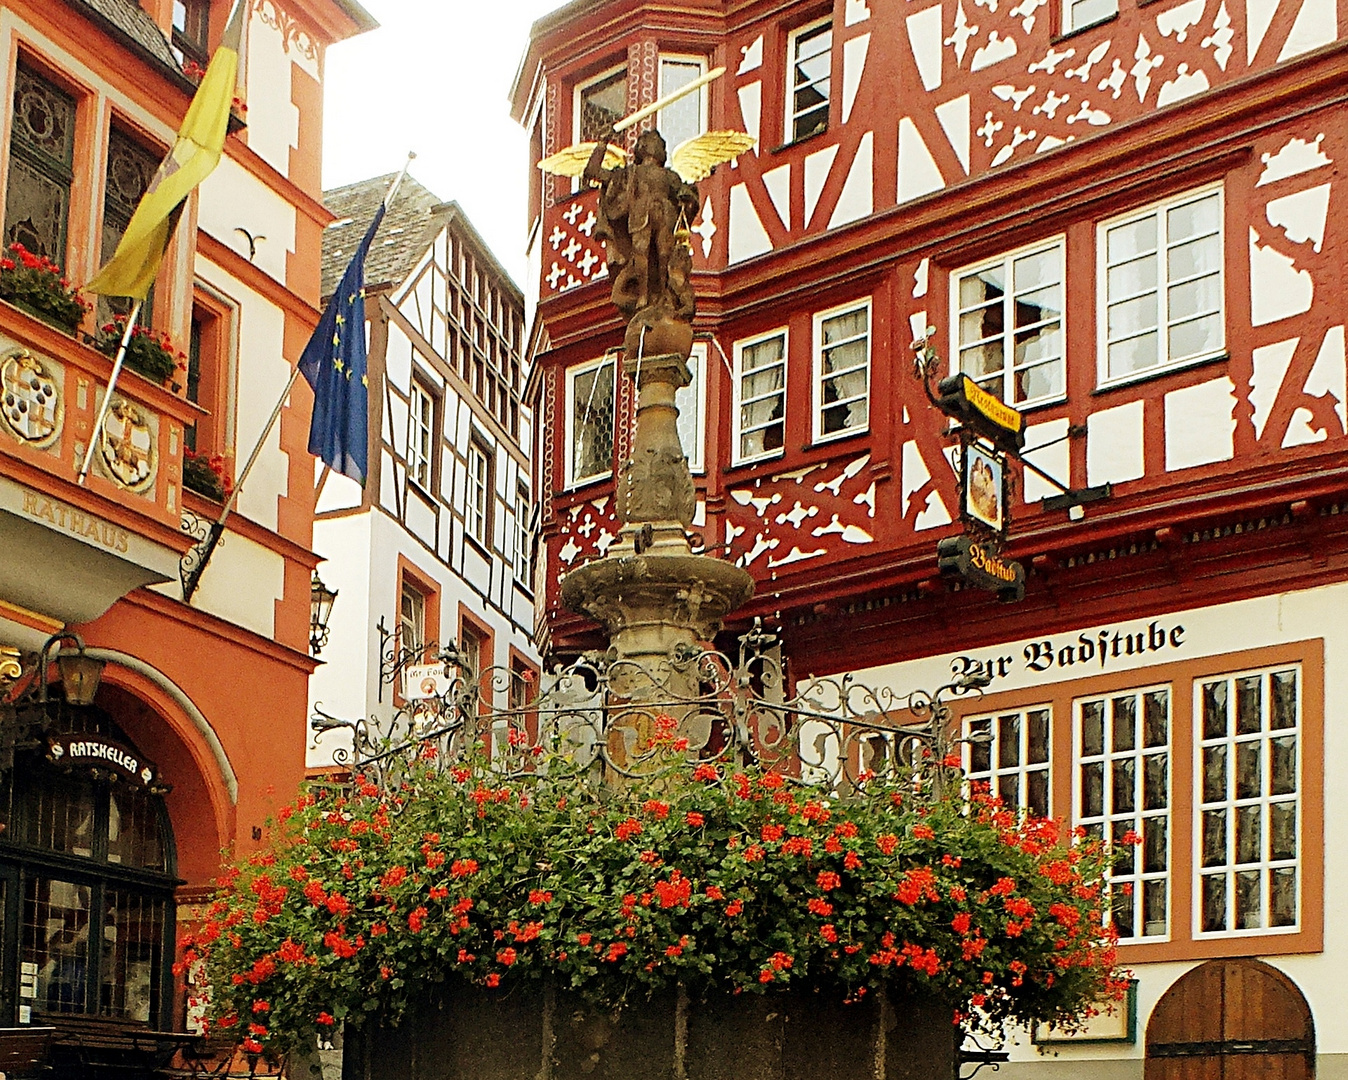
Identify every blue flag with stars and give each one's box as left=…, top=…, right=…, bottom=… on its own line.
left=299, top=204, right=385, bottom=484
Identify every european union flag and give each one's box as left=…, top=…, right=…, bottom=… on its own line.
left=299, top=204, right=385, bottom=484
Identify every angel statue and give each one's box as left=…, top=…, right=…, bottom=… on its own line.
left=539, top=94, right=755, bottom=352
left=537, top=74, right=754, bottom=527
left=584, top=125, right=700, bottom=326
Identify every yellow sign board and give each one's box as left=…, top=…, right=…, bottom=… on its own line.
left=961, top=375, right=1023, bottom=436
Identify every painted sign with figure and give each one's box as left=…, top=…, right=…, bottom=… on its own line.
left=962, top=442, right=1006, bottom=535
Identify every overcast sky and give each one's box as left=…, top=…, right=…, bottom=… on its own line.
left=320, top=0, right=563, bottom=286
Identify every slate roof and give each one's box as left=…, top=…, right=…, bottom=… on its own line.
left=321, top=174, right=522, bottom=304
left=64, top=0, right=183, bottom=77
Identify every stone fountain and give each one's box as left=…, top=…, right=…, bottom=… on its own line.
left=558, top=126, right=753, bottom=704
left=339, top=123, right=957, bottom=1080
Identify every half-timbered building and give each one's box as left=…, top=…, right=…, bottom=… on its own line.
left=511, top=0, right=1346, bottom=1073
left=0, top=0, right=373, bottom=1069
left=308, top=175, right=538, bottom=766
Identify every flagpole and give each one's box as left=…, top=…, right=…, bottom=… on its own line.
left=77, top=301, right=143, bottom=486
left=182, top=154, right=416, bottom=603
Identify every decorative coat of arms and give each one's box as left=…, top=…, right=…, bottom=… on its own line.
left=0, top=348, right=62, bottom=449
left=97, top=396, right=157, bottom=492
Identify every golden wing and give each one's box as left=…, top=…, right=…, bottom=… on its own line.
left=669, top=131, right=757, bottom=183
left=536, top=142, right=629, bottom=178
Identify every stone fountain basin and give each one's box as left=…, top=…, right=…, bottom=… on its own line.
left=342, top=983, right=958, bottom=1080
left=560, top=551, right=754, bottom=644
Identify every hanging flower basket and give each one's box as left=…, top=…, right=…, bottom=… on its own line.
left=95, top=314, right=187, bottom=390
left=190, top=730, right=1129, bottom=1061
left=183, top=448, right=232, bottom=501
left=0, top=243, right=90, bottom=333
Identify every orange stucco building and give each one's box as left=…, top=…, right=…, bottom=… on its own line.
left=0, top=0, right=371, bottom=1067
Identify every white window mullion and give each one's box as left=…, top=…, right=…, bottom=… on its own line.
left=1074, top=686, right=1172, bottom=942
left=953, top=239, right=1064, bottom=408
left=733, top=329, right=788, bottom=465
left=813, top=299, right=871, bottom=443
left=964, top=706, right=1051, bottom=818
left=1195, top=666, right=1300, bottom=938
left=1099, top=184, right=1224, bottom=385
left=564, top=356, right=616, bottom=487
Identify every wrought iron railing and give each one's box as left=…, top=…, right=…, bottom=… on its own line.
left=310, top=619, right=992, bottom=797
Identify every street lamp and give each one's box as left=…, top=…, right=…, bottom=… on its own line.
left=310, top=571, right=338, bottom=656
left=39, top=632, right=105, bottom=707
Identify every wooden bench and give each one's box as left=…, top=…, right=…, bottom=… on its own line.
left=0, top=1027, right=56, bottom=1076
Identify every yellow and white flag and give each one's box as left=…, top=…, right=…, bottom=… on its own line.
left=85, top=1, right=243, bottom=299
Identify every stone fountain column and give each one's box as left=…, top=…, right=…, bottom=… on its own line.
left=559, top=336, right=752, bottom=720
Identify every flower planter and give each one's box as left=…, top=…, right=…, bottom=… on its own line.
left=183, top=450, right=231, bottom=502
left=0, top=244, right=89, bottom=334
left=95, top=317, right=185, bottom=389
left=3, top=296, right=80, bottom=335
left=342, top=982, right=957, bottom=1080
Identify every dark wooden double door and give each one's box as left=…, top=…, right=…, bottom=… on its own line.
left=1146, top=959, right=1315, bottom=1080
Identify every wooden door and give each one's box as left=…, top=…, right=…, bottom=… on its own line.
left=1145, top=959, right=1315, bottom=1080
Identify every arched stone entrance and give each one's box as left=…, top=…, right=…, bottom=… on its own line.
left=1145, top=959, right=1315, bottom=1079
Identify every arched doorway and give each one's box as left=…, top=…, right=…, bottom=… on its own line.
left=0, top=701, right=177, bottom=1031
left=1145, top=959, right=1315, bottom=1079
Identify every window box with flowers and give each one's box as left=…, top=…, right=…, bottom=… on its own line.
left=182, top=59, right=249, bottom=124
left=0, top=243, right=90, bottom=333
left=190, top=730, right=1130, bottom=1065
left=96, top=314, right=189, bottom=391
left=182, top=448, right=232, bottom=501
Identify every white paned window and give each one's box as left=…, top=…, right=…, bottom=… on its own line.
left=1075, top=687, right=1171, bottom=941
left=467, top=442, right=490, bottom=547
left=954, top=240, right=1065, bottom=407
left=1100, top=186, right=1224, bottom=383
left=1196, top=667, right=1300, bottom=936
left=965, top=707, right=1051, bottom=818
left=733, top=330, right=787, bottom=464
left=407, top=381, right=435, bottom=490
left=565, top=357, right=616, bottom=487
left=399, top=582, right=425, bottom=655
left=814, top=301, right=870, bottom=442
left=787, top=20, right=832, bottom=143
left=514, top=488, right=532, bottom=584
left=674, top=342, right=707, bottom=473
left=1064, top=0, right=1118, bottom=32
left=658, top=57, right=707, bottom=152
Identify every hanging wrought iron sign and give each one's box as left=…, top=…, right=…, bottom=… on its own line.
left=937, top=533, right=1025, bottom=602
left=933, top=373, right=1025, bottom=454
left=960, top=440, right=1009, bottom=537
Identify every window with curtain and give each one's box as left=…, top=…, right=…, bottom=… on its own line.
left=733, top=331, right=787, bottom=464
left=814, top=302, right=870, bottom=441
left=1100, top=186, right=1223, bottom=384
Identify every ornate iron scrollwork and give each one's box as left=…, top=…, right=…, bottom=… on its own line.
left=311, top=617, right=995, bottom=804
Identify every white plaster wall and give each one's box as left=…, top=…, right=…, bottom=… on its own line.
left=198, top=156, right=298, bottom=284
left=847, top=581, right=1348, bottom=1063
left=189, top=528, right=285, bottom=639
left=242, top=4, right=314, bottom=180
left=195, top=255, right=291, bottom=531
left=385, top=322, right=413, bottom=396
left=307, top=511, right=373, bottom=767
left=307, top=509, right=540, bottom=768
